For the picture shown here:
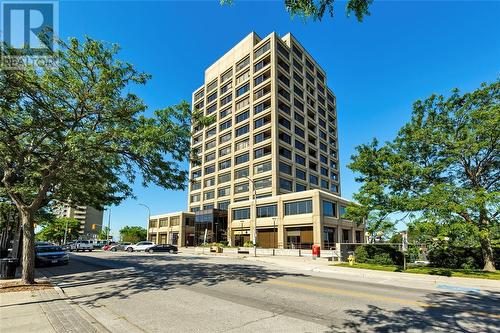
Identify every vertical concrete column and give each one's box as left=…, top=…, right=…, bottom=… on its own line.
left=312, top=191, right=322, bottom=247
left=179, top=215, right=185, bottom=247
left=250, top=200, right=257, bottom=245
left=337, top=225, right=343, bottom=244
left=351, top=228, right=356, bottom=243
left=228, top=221, right=233, bottom=247
left=277, top=195, right=285, bottom=248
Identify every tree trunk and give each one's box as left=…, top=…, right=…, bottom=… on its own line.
left=20, top=209, right=36, bottom=284
left=479, top=233, right=496, bottom=272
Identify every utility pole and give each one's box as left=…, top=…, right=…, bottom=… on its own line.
left=63, top=218, right=69, bottom=245
left=139, top=203, right=151, bottom=241
left=106, top=209, right=111, bottom=245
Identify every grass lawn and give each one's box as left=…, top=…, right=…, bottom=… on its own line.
left=333, top=263, right=500, bottom=280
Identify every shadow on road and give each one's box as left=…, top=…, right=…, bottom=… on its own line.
left=40, top=253, right=306, bottom=307
left=328, top=291, right=500, bottom=332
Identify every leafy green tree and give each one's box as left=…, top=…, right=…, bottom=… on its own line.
left=346, top=80, right=499, bottom=271
left=98, top=226, right=111, bottom=241
left=119, top=226, right=147, bottom=243
left=0, top=37, right=211, bottom=284
left=221, top=0, right=373, bottom=22
left=362, top=211, right=396, bottom=242
left=36, top=217, right=80, bottom=244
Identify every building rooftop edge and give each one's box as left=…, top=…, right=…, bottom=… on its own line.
left=150, top=211, right=195, bottom=219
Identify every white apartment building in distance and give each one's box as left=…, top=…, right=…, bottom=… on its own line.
left=54, top=204, right=103, bottom=239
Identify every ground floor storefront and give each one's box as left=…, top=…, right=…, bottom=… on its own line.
left=147, top=190, right=365, bottom=250
left=228, top=190, right=365, bottom=249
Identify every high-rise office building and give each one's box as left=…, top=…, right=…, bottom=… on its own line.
left=147, top=32, right=365, bottom=249
left=189, top=32, right=340, bottom=212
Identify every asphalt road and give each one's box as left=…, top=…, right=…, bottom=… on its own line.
left=39, top=251, right=499, bottom=333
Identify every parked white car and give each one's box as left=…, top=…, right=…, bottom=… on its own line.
left=70, top=240, right=93, bottom=252
left=125, top=241, right=155, bottom=252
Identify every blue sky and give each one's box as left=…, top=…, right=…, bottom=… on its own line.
left=58, top=0, right=500, bottom=237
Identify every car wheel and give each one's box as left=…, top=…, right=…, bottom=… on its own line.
left=111, top=248, right=117, bottom=252
left=169, top=249, right=174, bottom=254
left=89, top=249, right=93, bottom=252
left=127, top=247, right=133, bottom=252
left=148, top=249, right=154, bottom=254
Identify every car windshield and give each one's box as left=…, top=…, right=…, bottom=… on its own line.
left=36, top=246, right=63, bottom=253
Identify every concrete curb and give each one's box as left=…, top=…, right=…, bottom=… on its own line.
left=179, top=250, right=500, bottom=293
left=242, top=256, right=500, bottom=293
left=51, top=284, right=112, bottom=332
left=39, top=269, right=112, bottom=333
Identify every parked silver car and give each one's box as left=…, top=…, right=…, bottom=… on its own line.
left=109, top=242, right=132, bottom=252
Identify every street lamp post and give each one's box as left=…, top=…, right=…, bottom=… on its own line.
left=139, top=203, right=151, bottom=241
left=245, top=176, right=257, bottom=257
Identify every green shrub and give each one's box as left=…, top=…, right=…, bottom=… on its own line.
left=354, top=246, right=368, bottom=262
left=368, top=253, right=394, bottom=265
left=243, top=241, right=255, bottom=247
left=353, top=244, right=403, bottom=265
left=428, top=245, right=499, bottom=269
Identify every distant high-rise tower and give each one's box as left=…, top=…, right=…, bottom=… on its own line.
left=54, top=204, right=103, bottom=239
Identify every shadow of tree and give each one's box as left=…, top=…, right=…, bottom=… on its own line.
left=40, top=253, right=306, bottom=308
left=335, top=291, right=500, bottom=332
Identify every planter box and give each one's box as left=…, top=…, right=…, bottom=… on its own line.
left=238, top=247, right=251, bottom=254
left=222, top=248, right=238, bottom=254
left=210, top=246, right=222, bottom=253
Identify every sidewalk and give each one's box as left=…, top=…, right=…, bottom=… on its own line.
left=180, top=247, right=500, bottom=293
left=0, top=271, right=108, bottom=333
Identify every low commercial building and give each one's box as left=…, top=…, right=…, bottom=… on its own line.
left=229, top=189, right=364, bottom=249
left=147, top=212, right=195, bottom=247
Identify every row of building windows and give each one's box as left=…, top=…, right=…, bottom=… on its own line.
left=191, top=159, right=273, bottom=189
left=231, top=199, right=347, bottom=220
left=232, top=199, right=313, bottom=220
left=193, top=36, right=334, bottom=106
left=148, top=216, right=182, bottom=228
left=192, top=40, right=334, bottom=137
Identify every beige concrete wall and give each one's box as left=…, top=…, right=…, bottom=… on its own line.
left=147, top=211, right=195, bottom=247
left=228, top=189, right=365, bottom=248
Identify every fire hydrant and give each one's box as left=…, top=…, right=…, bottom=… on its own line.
left=348, top=254, right=355, bottom=266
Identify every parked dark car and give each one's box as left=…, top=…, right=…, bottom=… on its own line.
left=147, top=244, right=178, bottom=254
left=109, top=242, right=132, bottom=252
left=35, top=245, right=69, bottom=267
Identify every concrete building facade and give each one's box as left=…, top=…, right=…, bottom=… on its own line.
left=147, top=212, right=195, bottom=247
left=189, top=32, right=341, bottom=212
left=147, top=32, right=364, bottom=248
left=54, top=204, right=104, bottom=239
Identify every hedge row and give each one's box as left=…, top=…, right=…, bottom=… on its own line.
left=428, top=246, right=500, bottom=270
left=353, top=244, right=500, bottom=269
left=354, top=245, right=403, bottom=266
